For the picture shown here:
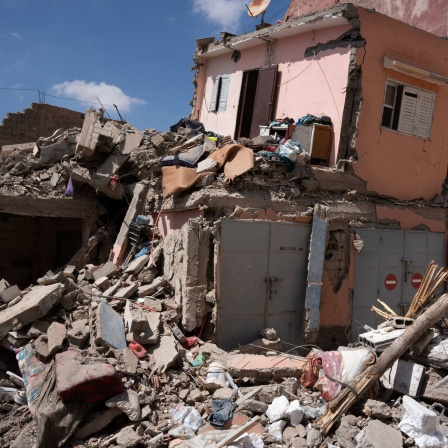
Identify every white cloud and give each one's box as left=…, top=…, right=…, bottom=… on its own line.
left=192, top=0, right=246, bottom=32
left=10, top=32, right=21, bottom=40
left=51, top=80, right=146, bottom=113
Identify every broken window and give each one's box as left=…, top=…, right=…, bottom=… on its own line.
left=381, top=80, right=435, bottom=139
left=209, top=75, right=230, bottom=112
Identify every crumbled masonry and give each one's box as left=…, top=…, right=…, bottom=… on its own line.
left=1, top=99, right=448, bottom=448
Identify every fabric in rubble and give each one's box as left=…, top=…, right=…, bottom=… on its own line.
left=34, top=364, right=90, bottom=448
left=209, top=398, right=237, bottom=428
left=160, top=145, right=204, bottom=168
left=16, top=344, right=50, bottom=415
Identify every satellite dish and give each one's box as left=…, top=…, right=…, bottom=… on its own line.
left=247, top=0, right=271, bottom=17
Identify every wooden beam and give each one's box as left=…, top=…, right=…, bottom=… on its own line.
left=316, top=293, right=448, bottom=435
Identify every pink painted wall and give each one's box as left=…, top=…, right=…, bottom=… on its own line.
left=353, top=9, right=448, bottom=201
left=197, top=25, right=351, bottom=165
left=284, top=1, right=448, bottom=37
left=157, top=209, right=204, bottom=238
left=376, top=206, right=446, bottom=232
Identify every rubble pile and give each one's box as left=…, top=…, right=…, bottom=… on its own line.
left=1, top=110, right=448, bottom=448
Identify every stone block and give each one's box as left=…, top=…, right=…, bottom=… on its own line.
left=68, top=319, right=89, bottom=348
left=138, top=276, right=167, bottom=297
left=125, top=255, right=150, bottom=275
left=212, top=388, right=234, bottom=400
left=93, top=261, right=118, bottom=280
left=116, top=426, right=142, bottom=448
left=94, top=276, right=111, bottom=291
left=357, top=419, right=402, bottom=448
left=34, top=334, right=50, bottom=361
left=55, top=348, right=123, bottom=402
left=115, top=283, right=138, bottom=299
left=0, top=285, right=20, bottom=304
left=0, top=284, right=62, bottom=339
left=63, top=265, right=78, bottom=281
left=124, top=301, right=147, bottom=332
left=27, top=320, right=51, bottom=338
left=126, top=311, right=161, bottom=345
left=47, top=322, right=67, bottom=355
left=150, top=133, right=165, bottom=149
left=75, top=407, right=123, bottom=440
left=115, top=347, right=139, bottom=374
left=121, top=132, right=143, bottom=155
left=143, top=298, right=162, bottom=312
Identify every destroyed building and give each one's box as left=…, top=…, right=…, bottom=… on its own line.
left=1, top=2, right=448, bottom=448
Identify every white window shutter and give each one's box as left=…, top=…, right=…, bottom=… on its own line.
left=209, top=77, right=220, bottom=112
left=413, top=90, right=435, bottom=138
left=398, top=86, right=418, bottom=135
left=218, top=75, right=230, bottom=112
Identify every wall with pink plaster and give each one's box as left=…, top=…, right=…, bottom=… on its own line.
left=353, top=9, right=448, bottom=201
left=197, top=25, right=351, bottom=165
left=157, top=209, right=204, bottom=238
left=376, top=206, right=446, bottom=232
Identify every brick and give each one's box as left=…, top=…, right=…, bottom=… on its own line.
left=47, top=322, right=67, bottom=355
left=0, top=284, right=62, bottom=339
left=55, top=348, right=123, bottom=402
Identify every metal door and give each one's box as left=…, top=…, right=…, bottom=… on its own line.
left=352, top=229, right=445, bottom=341
left=217, top=219, right=311, bottom=350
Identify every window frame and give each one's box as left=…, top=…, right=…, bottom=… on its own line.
left=380, top=78, right=435, bottom=140
left=209, top=75, right=230, bottom=113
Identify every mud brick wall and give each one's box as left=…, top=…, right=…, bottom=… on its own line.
left=0, top=103, right=85, bottom=148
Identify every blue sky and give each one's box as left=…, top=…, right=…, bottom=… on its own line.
left=0, top=0, right=290, bottom=132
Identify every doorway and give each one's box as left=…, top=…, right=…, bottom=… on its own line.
left=235, top=66, right=278, bottom=139
left=217, top=219, right=311, bottom=350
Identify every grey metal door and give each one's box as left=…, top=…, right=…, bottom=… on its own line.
left=353, top=229, right=445, bottom=341
left=217, top=219, right=311, bottom=350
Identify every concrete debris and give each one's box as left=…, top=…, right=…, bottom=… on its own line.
left=1, top=106, right=448, bottom=448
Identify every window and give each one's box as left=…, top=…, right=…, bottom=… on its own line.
left=210, top=75, right=230, bottom=112
left=381, top=80, right=435, bottom=139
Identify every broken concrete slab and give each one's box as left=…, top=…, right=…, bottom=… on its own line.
left=55, top=348, right=123, bottom=402
left=151, top=335, right=181, bottom=373
left=226, top=354, right=305, bottom=380
left=0, top=283, right=63, bottom=338
left=381, top=359, right=425, bottom=397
